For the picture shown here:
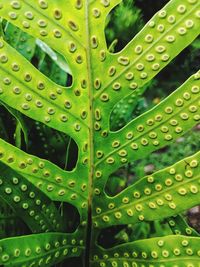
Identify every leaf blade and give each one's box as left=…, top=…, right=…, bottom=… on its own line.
left=91, top=235, right=200, bottom=267
left=93, top=151, right=200, bottom=228
left=95, top=71, right=200, bottom=184
left=0, top=138, right=88, bottom=211
left=94, top=0, right=200, bottom=107
left=0, top=162, right=65, bottom=233
left=0, top=232, right=83, bottom=267
left=0, top=39, right=88, bottom=141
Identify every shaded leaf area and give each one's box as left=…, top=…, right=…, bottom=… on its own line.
left=0, top=103, right=78, bottom=170
left=55, top=257, right=84, bottom=267
left=54, top=202, right=80, bottom=233
left=0, top=162, right=66, bottom=233
left=0, top=105, right=84, bottom=242
left=0, top=199, right=30, bottom=239
left=98, top=221, right=171, bottom=249
left=27, top=121, right=78, bottom=171
left=0, top=105, right=16, bottom=144
left=144, top=39, right=200, bottom=105
left=166, top=214, right=200, bottom=237
left=98, top=213, right=199, bottom=249
left=110, top=84, right=151, bottom=131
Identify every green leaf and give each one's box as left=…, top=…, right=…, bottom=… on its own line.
left=191, top=37, right=200, bottom=49
left=167, top=214, right=200, bottom=237
left=4, top=22, right=36, bottom=60
left=95, top=71, right=200, bottom=187
left=0, top=232, right=83, bottom=266
left=0, top=0, right=199, bottom=266
left=0, top=39, right=88, bottom=143
left=91, top=235, right=200, bottom=266
left=0, top=199, right=27, bottom=238
left=0, top=162, right=65, bottom=233
left=94, top=0, right=200, bottom=112
left=110, top=86, right=149, bottom=131
left=93, top=151, right=200, bottom=227
left=0, top=115, right=9, bottom=141
left=0, top=138, right=88, bottom=211
left=0, top=0, right=86, bottom=69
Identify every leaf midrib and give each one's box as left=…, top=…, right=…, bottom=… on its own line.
left=85, top=0, right=96, bottom=266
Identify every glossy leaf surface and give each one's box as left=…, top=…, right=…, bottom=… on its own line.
left=0, top=0, right=199, bottom=266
